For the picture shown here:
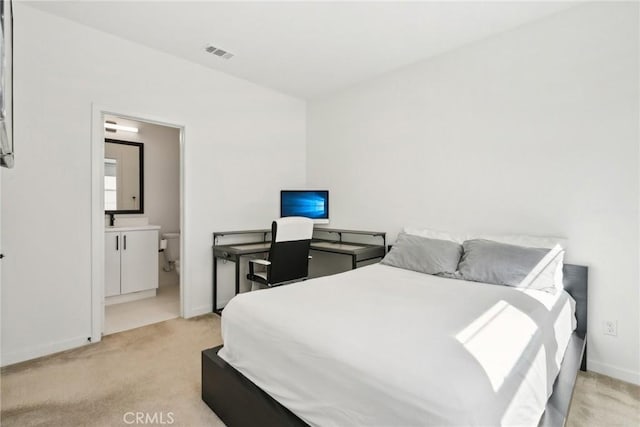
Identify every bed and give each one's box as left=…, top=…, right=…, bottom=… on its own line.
left=202, top=262, right=587, bottom=427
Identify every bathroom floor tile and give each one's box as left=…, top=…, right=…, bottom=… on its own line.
left=104, top=283, right=180, bottom=335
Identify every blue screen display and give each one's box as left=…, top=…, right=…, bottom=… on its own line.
left=281, top=191, right=329, bottom=219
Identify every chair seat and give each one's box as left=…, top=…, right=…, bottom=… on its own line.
left=246, top=272, right=269, bottom=286
left=247, top=272, right=309, bottom=288
left=253, top=272, right=267, bottom=281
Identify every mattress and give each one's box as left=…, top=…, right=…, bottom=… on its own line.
left=219, top=263, right=576, bottom=427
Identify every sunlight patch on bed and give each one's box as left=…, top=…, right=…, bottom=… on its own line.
left=501, top=345, right=548, bottom=425
left=553, top=301, right=574, bottom=368
left=456, top=301, right=539, bottom=391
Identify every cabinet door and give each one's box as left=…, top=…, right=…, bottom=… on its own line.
left=120, top=230, right=159, bottom=294
left=105, top=232, right=121, bottom=297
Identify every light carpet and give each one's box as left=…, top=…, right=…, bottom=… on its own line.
left=1, top=314, right=639, bottom=426
left=1, top=315, right=224, bottom=426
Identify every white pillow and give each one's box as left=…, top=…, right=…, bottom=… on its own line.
left=403, top=226, right=468, bottom=244
left=553, top=250, right=565, bottom=289
left=404, top=226, right=566, bottom=249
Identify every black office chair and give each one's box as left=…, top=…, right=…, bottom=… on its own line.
left=247, top=217, right=314, bottom=288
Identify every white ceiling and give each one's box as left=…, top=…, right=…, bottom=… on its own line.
left=28, top=1, right=578, bottom=99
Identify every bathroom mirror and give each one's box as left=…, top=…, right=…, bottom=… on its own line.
left=104, top=139, right=144, bottom=214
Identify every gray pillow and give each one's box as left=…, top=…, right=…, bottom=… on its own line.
left=458, top=239, right=550, bottom=287
left=381, top=233, right=463, bottom=276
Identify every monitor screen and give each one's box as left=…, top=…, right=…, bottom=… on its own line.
left=281, top=190, right=329, bottom=223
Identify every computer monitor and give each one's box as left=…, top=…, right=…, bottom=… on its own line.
left=280, top=190, right=329, bottom=224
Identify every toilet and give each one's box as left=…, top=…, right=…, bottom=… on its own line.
left=162, top=232, right=180, bottom=275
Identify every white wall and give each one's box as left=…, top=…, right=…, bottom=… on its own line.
left=0, top=4, right=305, bottom=365
left=307, top=3, right=639, bottom=383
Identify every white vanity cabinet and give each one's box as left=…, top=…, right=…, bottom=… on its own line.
left=105, top=226, right=159, bottom=301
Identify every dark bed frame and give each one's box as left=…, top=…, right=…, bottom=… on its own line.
left=202, top=264, right=588, bottom=427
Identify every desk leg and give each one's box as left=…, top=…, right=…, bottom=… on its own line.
left=213, top=255, right=218, bottom=313
left=235, top=260, right=241, bottom=295
left=352, top=255, right=357, bottom=270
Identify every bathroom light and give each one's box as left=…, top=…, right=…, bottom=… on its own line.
left=104, top=122, right=139, bottom=133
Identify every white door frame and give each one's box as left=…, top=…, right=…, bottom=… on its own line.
left=90, top=104, right=187, bottom=343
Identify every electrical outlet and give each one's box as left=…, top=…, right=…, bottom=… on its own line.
left=603, top=320, right=618, bottom=336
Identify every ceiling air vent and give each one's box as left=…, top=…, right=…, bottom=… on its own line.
left=205, top=45, right=234, bottom=60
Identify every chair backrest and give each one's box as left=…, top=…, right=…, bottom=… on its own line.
left=268, top=217, right=314, bottom=284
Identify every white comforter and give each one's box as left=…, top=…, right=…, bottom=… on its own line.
left=219, top=264, right=576, bottom=427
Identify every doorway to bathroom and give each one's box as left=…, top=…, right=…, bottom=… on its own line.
left=92, top=109, right=185, bottom=337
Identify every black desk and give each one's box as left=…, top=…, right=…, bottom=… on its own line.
left=212, top=228, right=386, bottom=312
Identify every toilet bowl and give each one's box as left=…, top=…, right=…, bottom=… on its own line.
left=162, top=232, right=180, bottom=275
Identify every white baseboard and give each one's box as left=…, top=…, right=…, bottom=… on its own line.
left=588, top=359, right=640, bottom=385
left=184, top=304, right=214, bottom=318
left=0, top=335, right=90, bottom=367
left=105, top=289, right=157, bottom=306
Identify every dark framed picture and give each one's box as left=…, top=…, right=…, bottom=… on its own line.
left=0, top=0, right=13, bottom=168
